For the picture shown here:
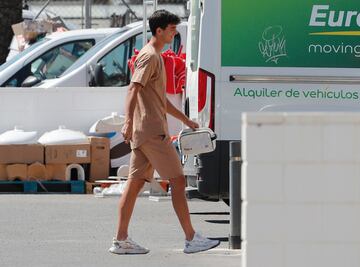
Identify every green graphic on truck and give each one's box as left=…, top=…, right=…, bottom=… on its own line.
left=222, top=0, right=360, bottom=68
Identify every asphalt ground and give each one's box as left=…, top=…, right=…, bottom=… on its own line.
left=0, top=195, right=241, bottom=267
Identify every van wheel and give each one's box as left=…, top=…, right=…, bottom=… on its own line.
left=223, top=198, right=230, bottom=206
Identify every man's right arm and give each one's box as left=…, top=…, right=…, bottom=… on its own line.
left=121, top=82, right=143, bottom=143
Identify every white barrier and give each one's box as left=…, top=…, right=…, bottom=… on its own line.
left=242, top=112, right=360, bottom=267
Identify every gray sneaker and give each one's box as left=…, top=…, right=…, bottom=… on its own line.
left=184, top=232, right=220, bottom=254
left=109, top=237, right=150, bottom=255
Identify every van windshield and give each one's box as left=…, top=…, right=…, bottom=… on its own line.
left=61, top=29, right=127, bottom=76
left=0, top=38, right=49, bottom=72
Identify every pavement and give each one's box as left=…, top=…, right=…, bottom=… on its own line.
left=0, top=194, right=241, bottom=267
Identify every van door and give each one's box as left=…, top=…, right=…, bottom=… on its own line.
left=185, top=0, right=226, bottom=201
left=186, top=0, right=219, bottom=130
left=97, top=39, right=132, bottom=87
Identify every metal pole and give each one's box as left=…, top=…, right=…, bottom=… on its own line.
left=84, top=0, right=92, bottom=29
left=142, top=0, right=158, bottom=47
left=229, top=141, right=241, bottom=249
left=34, top=0, right=51, bottom=20
left=142, top=1, right=147, bottom=47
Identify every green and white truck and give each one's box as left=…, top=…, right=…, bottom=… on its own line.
left=185, top=0, right=360, bottom=203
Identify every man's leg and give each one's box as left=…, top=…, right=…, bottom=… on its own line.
left=116, top=178, right=146, bottom=240
left=169, top=175, right=195, bottom=241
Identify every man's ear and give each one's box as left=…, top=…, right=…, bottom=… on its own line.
left=156, top=27, right=163, bottom=36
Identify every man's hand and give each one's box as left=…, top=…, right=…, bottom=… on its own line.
left=121, top=119, right=133, bottom=144
left=184, top=118, right=199, bottom=130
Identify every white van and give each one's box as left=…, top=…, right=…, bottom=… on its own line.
left=185, top=0, right=360, bottom=203
left=0, top=28, right=120, bottom=87
left=35, top=21, right=187, bottom=88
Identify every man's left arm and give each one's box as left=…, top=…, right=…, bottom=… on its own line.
left=166, top=98, right=199, bottom=129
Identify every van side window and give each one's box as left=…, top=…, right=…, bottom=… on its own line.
left=96, top=31, right=182, bottom=88
left=133, top=32, right=153, bottom=52
left=98, top=39, right=131, bottom=87
left=3, top=40, right=94, bottom=87
left=171, top=33, right=181, bottom=54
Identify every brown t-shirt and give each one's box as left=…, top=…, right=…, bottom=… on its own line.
left=130, top=44, right=169, bottom=149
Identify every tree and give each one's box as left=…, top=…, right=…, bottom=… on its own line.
left=0, top=0, right=22, bottom=64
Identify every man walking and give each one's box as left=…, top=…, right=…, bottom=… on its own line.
left=109, top=10, right=220, bottom=255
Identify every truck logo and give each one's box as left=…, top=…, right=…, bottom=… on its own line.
left=309, top=5, right=360, bottom=35
left=258, top=26, right=287, bottom=64
left=308, top=5, right=360, bottom=58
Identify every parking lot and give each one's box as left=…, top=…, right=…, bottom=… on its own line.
left=0, top=195, right=241, bottom=267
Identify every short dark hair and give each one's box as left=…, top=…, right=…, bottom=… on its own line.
left=149, top=10, right=180, bottom=36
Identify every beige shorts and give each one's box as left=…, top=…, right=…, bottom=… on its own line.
left=128, top=135, right=184, bottom=181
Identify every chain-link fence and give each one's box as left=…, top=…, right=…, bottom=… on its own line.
left=24, top=0, right=188, bottom=29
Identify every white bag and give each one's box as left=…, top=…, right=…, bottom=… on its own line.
left=178, top=127, right=217, bottom=155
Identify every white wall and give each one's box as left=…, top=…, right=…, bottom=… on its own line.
left=242, top=112, right=360, bottom=267
left=0, top=87, right=182, bottom=137
left=0, top=87, right=127, bottom=135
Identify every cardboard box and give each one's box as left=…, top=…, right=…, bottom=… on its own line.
left=12, top=20, right=52, bottom=41
left=7, top=164, right=28, bottom=181
left=28, top=162, right=47, bottom=181
left=0, top=164, right=8, bottom=180
left=0, top=144, right=44, bottom=164
left=45, top=144, right=91, bottom=164
left=45, top=164, right=67, bottom=181
left=89, top=137, right=110, bottom=182
left=48, top=16, right=69, bottom=31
